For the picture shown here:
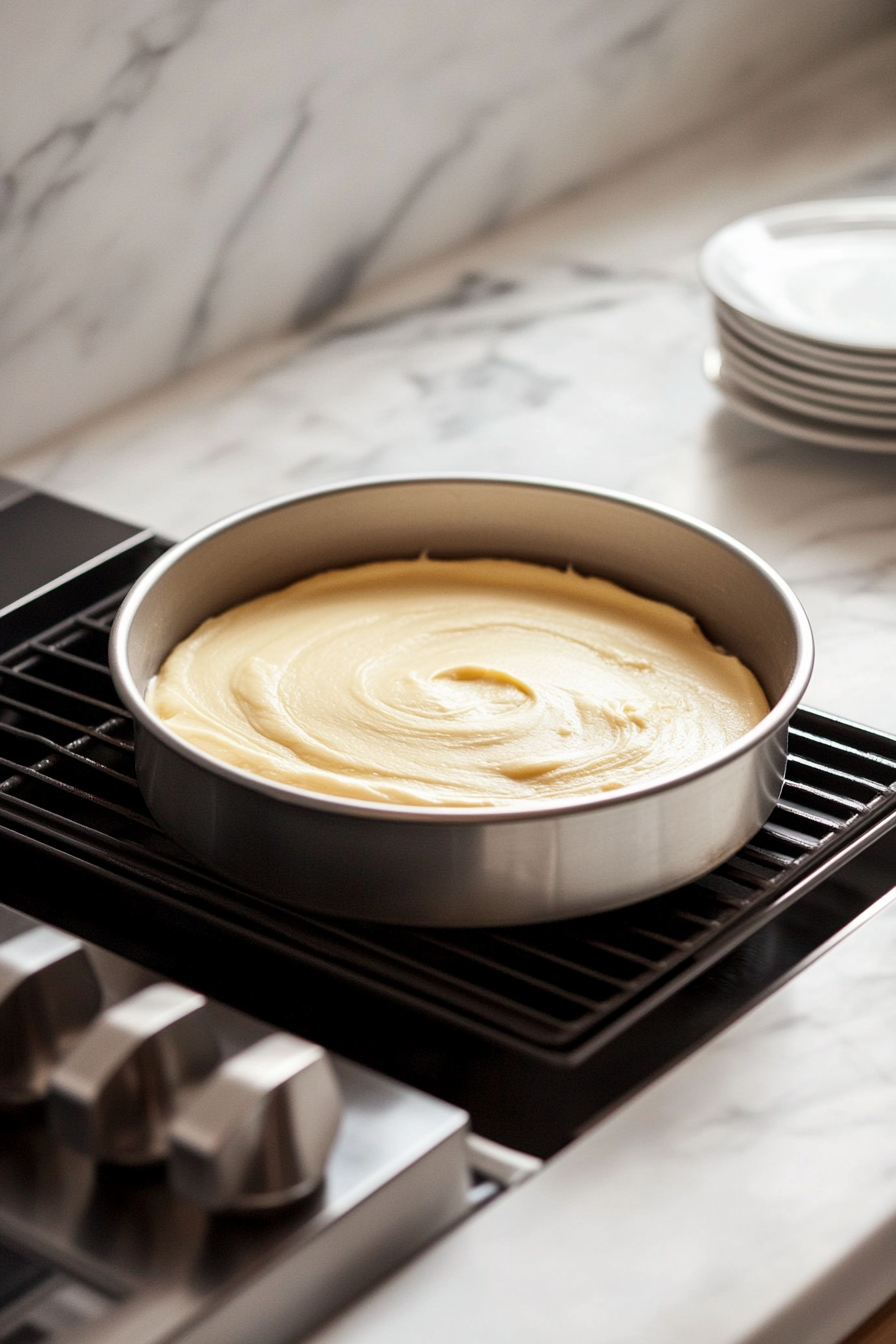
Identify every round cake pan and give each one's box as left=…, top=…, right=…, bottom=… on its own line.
left=110, top=476, right=814, bottom=927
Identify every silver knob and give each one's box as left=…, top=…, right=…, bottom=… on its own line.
left=47, top=983, right=219, bottom=1165
left=168, top=1033, right=342, bottom=1212
left=0, top=927, right=102, bottom=1106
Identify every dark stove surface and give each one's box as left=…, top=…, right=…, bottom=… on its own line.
left=3, top=489, right=896, bottom=1157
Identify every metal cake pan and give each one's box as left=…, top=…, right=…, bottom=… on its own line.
left=110, top=476, right=813, bottom=926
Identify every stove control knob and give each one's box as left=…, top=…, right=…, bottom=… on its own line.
left=168, top=1033, right=342, bottom=1212
left=0, top=927, right=102, bottom=1107
left=47, top=983, right=219, bottom=1165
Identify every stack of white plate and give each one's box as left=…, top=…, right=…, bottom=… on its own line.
left=699, top=198, right=896, bottom=451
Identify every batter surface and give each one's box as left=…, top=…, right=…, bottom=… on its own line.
left=146, top=557, right=769, bottom=807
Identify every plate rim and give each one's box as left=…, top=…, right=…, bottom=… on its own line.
left=717, top=342, right=896, bottom=423
left=700, top=197, right=896, bottom=352
left=716, top=310, right=896, bottom=392
left=703, top=346, right=896, bottom=452
left=717, top=301, right=896, bottom=373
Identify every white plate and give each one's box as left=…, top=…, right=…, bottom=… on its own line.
left=703, top=348, right=896, bottom=452
left=717, top=301, right=896, bottom=377
left=716, top=313, right=896, bottom=400
left=719, top=354, right=896, bottom=427
left=717, top=340, right=896, bottom=423
left=720, top=358, right=896, bottom=431
left=701, top=199, right=896, bottom=351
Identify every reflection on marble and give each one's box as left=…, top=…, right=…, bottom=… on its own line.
left=10, top=33, right=896, bottom=737
left=1, top=0, right=893, bottom=459
left=306, top=889, right=896, bottom=1344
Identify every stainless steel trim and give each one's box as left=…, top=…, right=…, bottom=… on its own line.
left=0, top=527, right=156, bottom=623
left=465, top=1134, right=543, bottom=1187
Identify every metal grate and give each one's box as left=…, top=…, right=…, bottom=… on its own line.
left=3, top=584, right=896, bottom=1063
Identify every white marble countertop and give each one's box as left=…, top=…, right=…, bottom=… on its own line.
left=7, top=30, right=896, bottom=1344
left=307, top=887, right=896, bottom=1344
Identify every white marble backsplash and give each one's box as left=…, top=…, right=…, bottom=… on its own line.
left=12, top=34, right=896, bottom=734
left=1, top=0, right=894, bottom=461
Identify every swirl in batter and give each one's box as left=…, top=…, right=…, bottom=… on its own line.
left=146, top=557, right=769, bottom=807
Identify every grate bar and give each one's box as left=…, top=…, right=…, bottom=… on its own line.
left=31, top=643, right=114, bottom=677
left=739, top=841, right=797, bottom=867
left=285, top=923, right=604, bottom=1037
left=788, top=728, right=896, bottom=785
left=76, top=615, right=117, bottom=633
left=389, top=934, right=618, bottom=1013
left=761, top=822, right=824, bottom=850
left=0, top=665, right=123, bottom=716
left=0, top=754, right=147, bottom=824
left=786, top=754, right=888, bottom=801
left=419, top=935, right=640, bottom=997
left=674, top=911, right=721, bottom=930
left=0, top=693, right=133, bottom=751
left=0, top=721, right=136, bottom=785
left=695, top=873, right=754, bottom=902
left=535, top=937, right=660, bottom=973
left=627, top=928, right=690, bottom=951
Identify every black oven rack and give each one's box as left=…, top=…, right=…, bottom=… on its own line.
left=3, top=561, right=896, bottom=1081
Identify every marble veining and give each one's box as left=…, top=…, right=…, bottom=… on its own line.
left=1, top=0, right=893, bottom=458
left=10, top=34, right=896, bottom=736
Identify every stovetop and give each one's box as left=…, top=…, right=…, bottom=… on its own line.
left=0, top=901, right=472, bottom=1344
left=3, top=486, right=896, bottom=1158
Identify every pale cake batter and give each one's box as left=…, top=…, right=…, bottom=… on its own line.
left=146, top=557, right=769, bottom=807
